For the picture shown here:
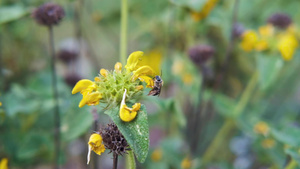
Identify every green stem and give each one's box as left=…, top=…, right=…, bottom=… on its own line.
left=120, top=0, right=128, bottom=65
left=49, top=26, right=61, bottom=169
left=126, top=150, right=136, bottom=169
left=202, top=71, right=259, bottom=164
left=285, top=160, right=298, bottom=169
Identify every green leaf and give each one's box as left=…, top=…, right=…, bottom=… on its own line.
left=272, top=126, right=300, bottom=147
left=61, top=105, right=93, bottom=141
left=104, top=104, right=149, bottom=163
left=257, top=55, right=283, bottom=90
left=285, top=147, right=300, bottom=166
left=0, top=6, right=29, bottom=25
left=213, top=93, right=236, bottom=117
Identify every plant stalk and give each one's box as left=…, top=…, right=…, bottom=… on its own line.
left=113, top=152, right=118, bottom=169
left=120, top=0, right=128, bottom=65
left=214, top=0, right=240, bottom=90
left=202, top=71, right=258, bottom=164
left=49, top=25, right=61, bottom=169
left=285, top=159, right=297, bottom=169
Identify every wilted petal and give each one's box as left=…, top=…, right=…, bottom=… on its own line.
left=119, top=89, right=140, bottom=122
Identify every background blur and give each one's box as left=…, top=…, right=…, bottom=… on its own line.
left=1, top=0, right=300, bottom=169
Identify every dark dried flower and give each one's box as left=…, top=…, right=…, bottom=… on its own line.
left=267, top=13, right=292, bottom=29
left=32, top=3, right=65, bottom=26
left=64, top=73, right=82, bottom=87
left=232, top=23, right=245, bottom=38
left=188, top=45, right=215, bottom=65
left=100, top=123, right=130, bottom=155
left=57, top=49, right=78, bottom=63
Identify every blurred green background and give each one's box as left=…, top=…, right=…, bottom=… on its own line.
left=1, top=0, right=300, bottom=168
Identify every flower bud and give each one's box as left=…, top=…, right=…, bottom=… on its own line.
left=57, top=49, right=78, bottom=63
left=188, top=45, right=214, bottom=65
left=267, top=13, right=292, bottom=29
left=32, top=3, right=65, bottom=26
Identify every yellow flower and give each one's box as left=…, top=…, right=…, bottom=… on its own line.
left=100, top=69, right=108, bottom=77
left=181, top=157, right=192, bottom=169
left=277, top=33, right=298, bottom=61
left=254, top=121, right=270, bottom=136
left=191, top=0, right=219, bottom=22
left=87, top=133, right=105, bottom=164
left=241, top=30, right=258, bottom=51
left=0, top=102, right=2, bottom=107
left=125, top=51, right=156, bottom=87
left=114, top=62, right=122, bottom=73
left=119, top=89, right=141, bottom=122
left=72, top=79, right=102, bottom=108
left=261, top=138, right=275, bottom=149
left=259, top=24, right=274, bottom=38
left=0, top=158, right=8, bottom=169
left=255, top=39, right=269, bottom=51
left=151, top=148, right=163, bottom=162
left=182, top=73, right=193, bottom=85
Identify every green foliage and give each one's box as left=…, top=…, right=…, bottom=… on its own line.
left=0, top=5, right=29, bottom=25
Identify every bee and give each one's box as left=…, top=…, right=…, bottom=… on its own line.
left=148, top=75, right=163, bottom=96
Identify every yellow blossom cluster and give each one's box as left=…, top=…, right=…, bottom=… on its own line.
left=72, top=51, right=157, bottom=122
left=240, top=24, right=299, bottom=61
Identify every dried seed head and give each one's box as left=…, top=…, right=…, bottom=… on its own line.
left=188, top=45, right=214, bottom=65
left=232, top=23, right=245, bottom=38
left=64, top=73, right=82, bottom=87
left=267, top=13, right=292, bottom=29
left=57, top=49, right=78, bottom=63
left=32, top=3, right=65, bottom=26
left=100, top=123, right=130, bottom=155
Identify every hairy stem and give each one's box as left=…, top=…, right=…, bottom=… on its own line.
left=120, top=0, right=128, bottom=65
left=126, top=150, right=136, bottom=169
left=49, top=26, right=61, bottom=169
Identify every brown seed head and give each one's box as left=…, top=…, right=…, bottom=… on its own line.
left=57, top=49, right=78, bottom=63
left=267, top=13, right=292, bottom=29
left=188, top=44, right=214, bottom=65
left=32, top=3, right=65, bottom=26
left=100, top=123, right=130, bottom=155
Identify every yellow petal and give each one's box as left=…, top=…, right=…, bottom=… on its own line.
left=255, top=39, right=269, bottom=51
left=259, top=24, right=274, bottom=37
left=119, top=89, right=140, bottom=122
left=72, top=79, right=94, bottom=94
left=278, top=33, right=298, bottom=61
left=94, top=77, right=101, bottom=82
left=254, top=121, right=269, bottom=136
left=79, top=92, right=102, bottom=108
left=125, top=51, right=144, bottom=72
left=114, top=62, right=122, bottom=73
left=0, top=158, right=8, bottom=169
left=132, top=66, right=155, bottom=80
left=135, top=85, right=144, bottom=90
left=151, top=148, right=163, bottom=162
left=138, top=76, right=154, bottom=88
left=100, top=69, right=108, bottom=77
left=240, top=30, right=258, bottom=51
